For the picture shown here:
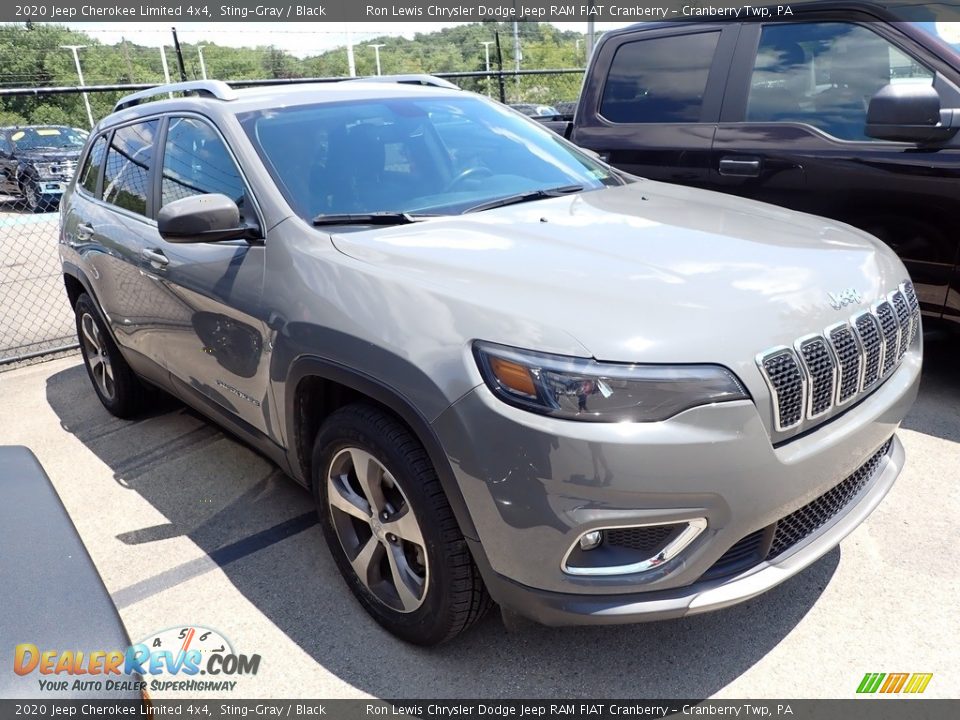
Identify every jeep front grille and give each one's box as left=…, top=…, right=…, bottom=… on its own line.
left=757, top=282, right=919, bottom=433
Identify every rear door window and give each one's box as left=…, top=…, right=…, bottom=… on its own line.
left=78, top=135, right=107, bottom=196
left=102, top=120, right=159, bottom=216
left=600, top=32, right=721, bottom=123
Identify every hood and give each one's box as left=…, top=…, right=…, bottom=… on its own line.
left=329, top=180, right=908, bottom=371
left=16, top=148, right=81, bottom=162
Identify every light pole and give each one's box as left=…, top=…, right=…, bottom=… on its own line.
left=586, top=1, right=596, bottom=57
left=367, top=44, right=386, bottom=76
left=197, top=44, right=208, bottom=80
left=159, top=45, right=174, bottom=97
left=481, top=41, right=494, bottom=97
left=575, top=39, right=582, bottom=62
left=61, top=45, right=94, bottom=129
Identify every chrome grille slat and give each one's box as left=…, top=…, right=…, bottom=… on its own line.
left=902, top=281, right=921, bottom=346
left=891, top=291, right=911, bottom=362
left=758, top=282, right=916, bottom=436
left=758, top=349, right=806, bottom=431
left=826, top=324, right=862, bottom=405
left=876, top=301, right=899, bottom=377
left=796, top=337, right=836, bottom=418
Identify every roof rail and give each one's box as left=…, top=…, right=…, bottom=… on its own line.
left=346, top=74, right=460, bottom=90
left=113, top=80, right=237, bottom=112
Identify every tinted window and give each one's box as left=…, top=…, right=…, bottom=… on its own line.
left=79, top=136, right=107, bottom=195
left=10, top=126, right=87, bottom=150
left=600, top=32, right=720, bottom=123
left=161, top=118, right=246, bottom=214
left=241, top=96, right=620, bottom=220
left=103, top=121, right=158, bottom=216
left=748, top=22, right=935, bottom=140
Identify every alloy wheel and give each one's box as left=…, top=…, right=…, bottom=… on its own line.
left=80, top=312, right=115, bottom=401
left=326, top=447, right=428, bottom=613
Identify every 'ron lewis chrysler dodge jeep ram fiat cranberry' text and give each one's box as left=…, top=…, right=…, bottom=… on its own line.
left=59, top=79, right=920, bottom=645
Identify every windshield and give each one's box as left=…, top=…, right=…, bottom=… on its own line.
left=10, top=126, right=87, bottom=151
left=239, top=95, right=622, bottom=220
left=911, top=21, right=960, bottom=55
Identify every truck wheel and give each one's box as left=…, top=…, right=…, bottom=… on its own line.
left=312, top=404, right=491, bottom=645
left=75, top=293, right=148, bottom=418
left=22, top=179, right=44, bottom=213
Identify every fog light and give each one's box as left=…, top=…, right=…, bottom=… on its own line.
left=579, top=530, right=603, bottom=551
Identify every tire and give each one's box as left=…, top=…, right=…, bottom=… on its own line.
left=74, top=293, right=148, bottom=418
left=313, top=403, right=491, bottom=645
left=22, top=178, right=43, bottom=213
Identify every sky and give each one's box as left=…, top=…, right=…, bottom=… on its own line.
left=54, top=21, right=636, bottom=58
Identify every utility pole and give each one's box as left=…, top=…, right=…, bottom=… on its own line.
left=197, top=45, right=208, bottom=80
left=171, top=27, right=187, bottom=81
left=481, top=41, right=494, bottom=97
left=346, top=26, right=356, bottom=77
left=60, top=45, right=94, bottom=129
left=367, top=44, right=385, bottom=76
left=494, top=31, right=506, bottom=104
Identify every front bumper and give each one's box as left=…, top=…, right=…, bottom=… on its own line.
left=432, top=349, right=919, bottom=621
left=468, top=435, right=902, bottom=625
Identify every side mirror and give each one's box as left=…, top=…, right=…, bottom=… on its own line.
left=158, top=193, right=259, bottom=243
left=866, top=83, right=959, bottom=143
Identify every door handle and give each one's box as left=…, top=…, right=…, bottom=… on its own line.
left=141, top=248, right=169, bottom=267
left=75, top=223, right=94, bottom=241
left=719, top=157, right=762, bottom=177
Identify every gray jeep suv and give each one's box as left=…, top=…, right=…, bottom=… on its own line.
left=59, top=79, right=921, bottom=645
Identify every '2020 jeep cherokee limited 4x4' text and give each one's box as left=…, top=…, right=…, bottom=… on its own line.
left=59, top=79, right=920, bottom=645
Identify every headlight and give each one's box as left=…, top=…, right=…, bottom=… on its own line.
left=474, top=341, right=749, bottom=422
left=33, top=162, right=56, bottom=177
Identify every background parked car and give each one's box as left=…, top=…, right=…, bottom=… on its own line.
left=540, top=3, right=960, bottom=327
left=0, top=125, right=87, bottom=212
left=509, top=102, right=561, bottom=117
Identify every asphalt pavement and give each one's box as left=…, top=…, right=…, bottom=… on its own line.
left=0, top=331, right=957, bottom=700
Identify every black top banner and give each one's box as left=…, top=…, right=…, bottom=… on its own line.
left=5, top=0, right=960, bottom=23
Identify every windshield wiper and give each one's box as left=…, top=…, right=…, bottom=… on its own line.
left=463, top=185, right=585, bottom=214
left=312, top=212, right=429, bottom=227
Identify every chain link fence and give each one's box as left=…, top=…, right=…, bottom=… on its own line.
left=0, top=70, right=583, bottom=370
left=0, top=135, right=77, bottom=369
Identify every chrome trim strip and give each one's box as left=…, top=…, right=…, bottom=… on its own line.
left=561, top=518, right=708, bottom=577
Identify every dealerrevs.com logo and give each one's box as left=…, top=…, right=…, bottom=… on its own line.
left=14, top=626, right=260, bottom=694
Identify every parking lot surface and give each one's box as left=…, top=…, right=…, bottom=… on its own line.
left=0, top=333, right=958, bottom=699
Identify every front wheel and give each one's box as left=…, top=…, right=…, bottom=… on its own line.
left=22, top=179, right=45, bottom=213
left=312, top=404, right=491, bottom=645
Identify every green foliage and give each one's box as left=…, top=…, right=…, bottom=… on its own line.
left=0, top=22, right=588, bottom=128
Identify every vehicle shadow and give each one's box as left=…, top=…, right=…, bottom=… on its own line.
left=46, top=363, right=837, bottom=699
left=900, top=328, right=960, bottom=444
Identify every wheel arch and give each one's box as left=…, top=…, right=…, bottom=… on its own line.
left=285, top=355, right=480, bottom=542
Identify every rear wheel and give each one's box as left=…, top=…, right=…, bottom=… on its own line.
left=74, top=293, right=148, bottom=418
left=312, top=404, right=491, bottom=645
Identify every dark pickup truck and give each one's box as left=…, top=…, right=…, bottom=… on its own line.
left=541, top=3, right=960, bottom=326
